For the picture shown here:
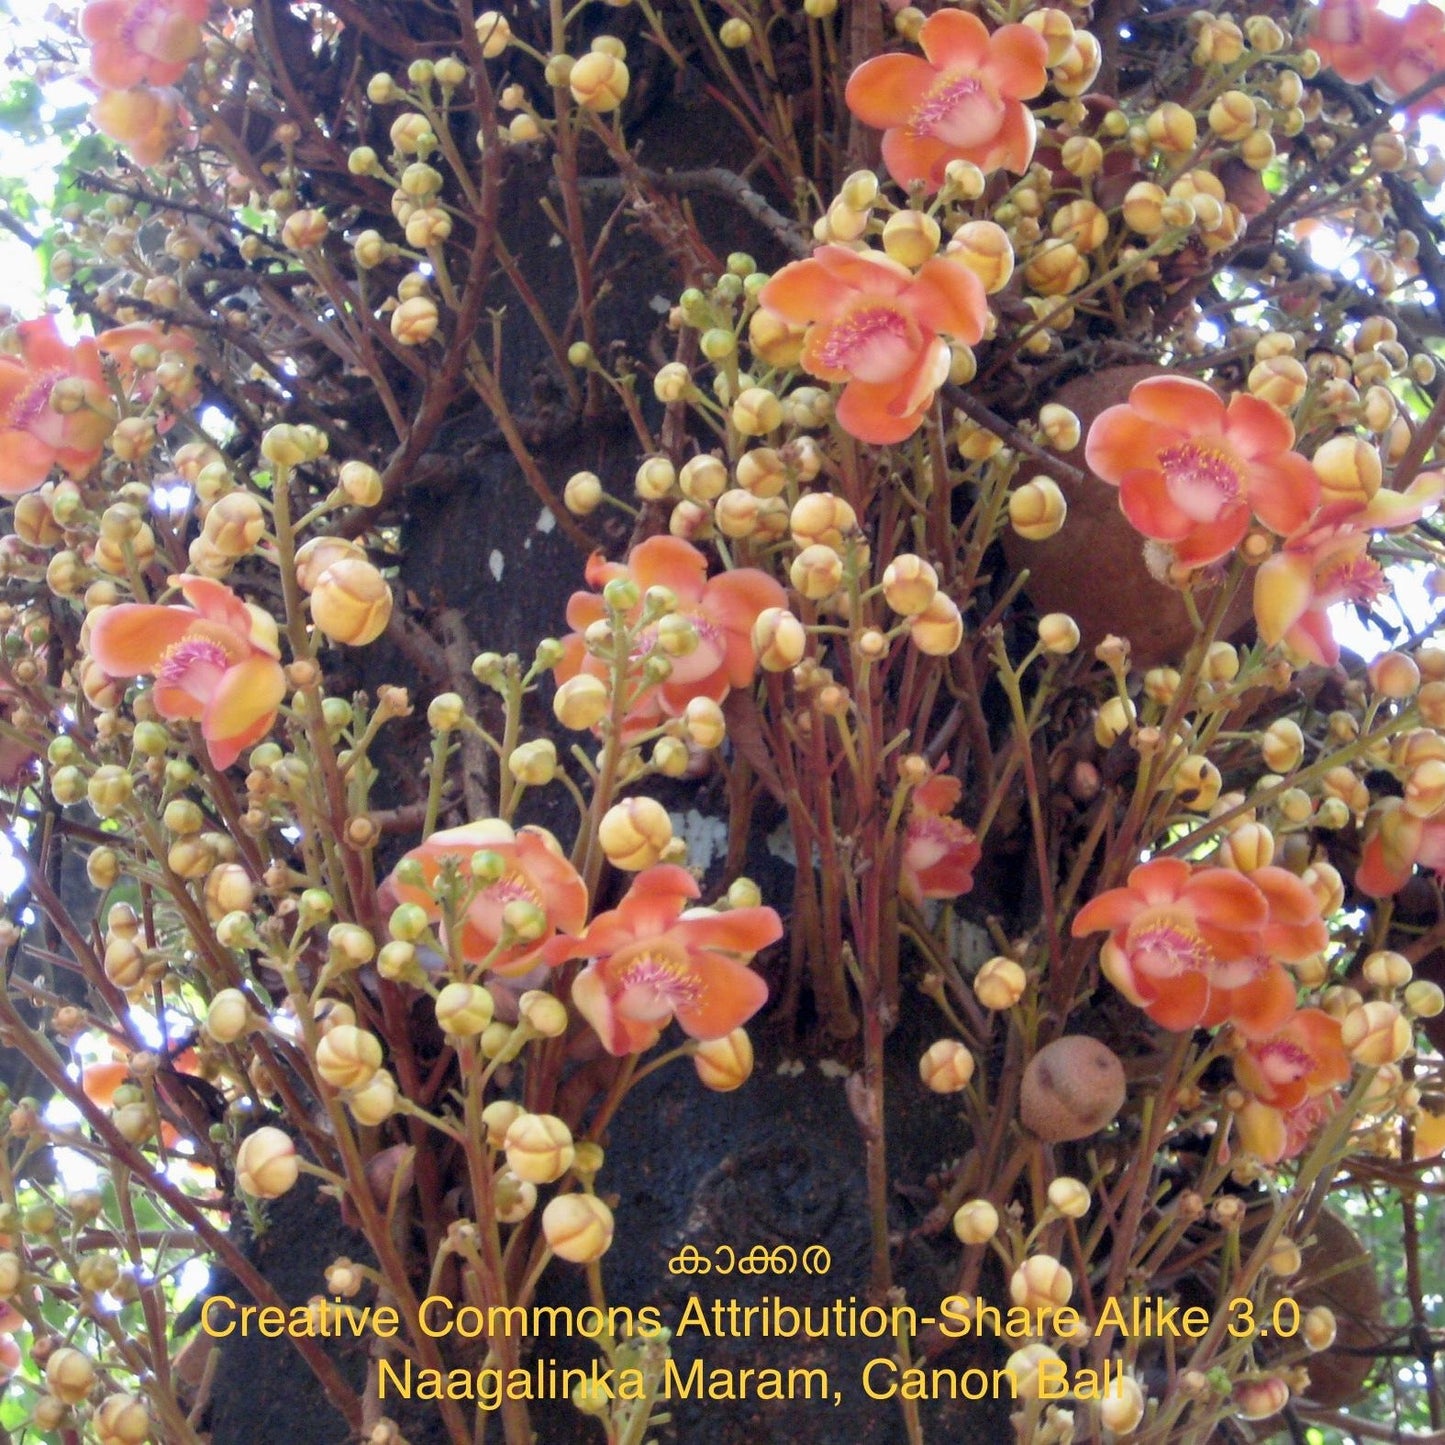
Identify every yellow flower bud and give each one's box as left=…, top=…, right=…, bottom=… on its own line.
left=95, top=1393, right=152, bottom=1444
left=206, top=988, right=253, bottom=1044
left=907, top=592, right=963, bottom=656
left=790, top=543, right=844, bottom=601
left=1010, top=1254, right=1072, bottom=1310
left=1022, top=7, right=1075, bottom=63
left=1047, top=1177, right=1090, bottom=1218
left=753, top=607, right=807, bottom=671
left=294, top=535, right=366, bottom=592
left=946, top=221, right=1014, bottom=293
left=919, top=1038, right=975, bottom=1093
left=474, top=11, right=511, bottom=56
left=974, top=956, right=1027, bottom=1010
left=1370, top=650, right=1419, bottom=699
left=1052, top=32, right=1101, bottom=94
left=1094, top=695, right=1136, bottom=747
left=1234, top=1376, right=1289, bottom=1421
left=732, top=386, right=783, bottom=437
left=436, top=981, right=495, bottom=1037
left=790, top=491, right=857, bottom=550
left=1173, top=754, right=1223, bottom=812
left=508, top=738, right=558, bottom=786
left=391, top=295, right=440, bottom=345
left=569, top=51, right=629, bottom=112
left=1313, top=435, right=1382, bottom=508
left=1146, top=102, right=1197, bottom=153
left=235, top=1126, right=300, bottom=1198
left=952, top=1199, right=999, bottom=1244
left=45, top=1347, right=97, bottom=1405
left=694, top=1028, right=754, bottom=1091
left=1341, top=999, right=1411, bottom=1063
left=1219, top=821, right=1275, bottom=872
left=281, top=208, right=328, bottom=251
left=519, top=990, right=569, bottom=1037
left=1261, top=718, right=1304, bottom=772
left=1009, top=476, right=1067, bottom=540
left=598, top=796, right=674, bottom=870
left=1099, top=1375, right=1146, bottom=1434
left=882, top=210, right=941, bottom=268
left=504, top=1112, right=575, bottom=1184
left=542, top=1193, right=614, bottom=1262
left=315, top=1024, right=383, bottom=1090
left=1303, top=1305, right=1337, bottom=1351
left=348, top=1070, right=398, bottom=1126
left=1024, top=240, right=1089, bottom=295
left=881, top=554, right=939, bottom=616
left=1208, top=91, right=1257, bottom=141
left=553, top=674, right=610, bottom=730
left=311, top=557, right=393, bottom=646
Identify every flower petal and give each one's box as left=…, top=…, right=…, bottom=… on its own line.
left=1128, top=375, right=1225, bottom=433
left=880, top=127, right=957, bottom=191
left=1253, top=552, right=1314, bottom=646
left=1084, top=405, right=1174, bottom=485
left=202, top=655, right=285, bottom=768
left=672, top=905, right=783, bottom=956
left=918, top=8, right=991, bottom=69
left=89, top=603, right=196, bottom=675
left=844, top=53, right=938, bottom=130
left=672, top=954, right=769, bottom=1040
left=1246, top=451, right=1320, bottom=536
left=627, top=535, right=709, bottom=604
left=984, top=24, right=1050, bottom=98
left=903, top=257, right=987, bottom=344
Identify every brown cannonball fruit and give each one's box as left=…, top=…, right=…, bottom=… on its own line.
left=1020, top=1035, right=1127, bottom=1142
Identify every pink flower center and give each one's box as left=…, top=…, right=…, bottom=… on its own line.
left=613, top=942, right=701, bottom=1024
left=1128, top=918, right=1215, bottom=980
left=1315, top=547, right=1384, bottom=608
left=912, top=71, right=1004, bottom=149
left=156, top=635, right=229, bottom=696
left=481, top=867, right=543, bottom=910
left=817, top=307, right=917, bottom=383
left=1250, top=1036, right=1312, bottom=1089
left=5, top=370, right=62, bottom=431
left=1157, top=440, right=1243, bottom=523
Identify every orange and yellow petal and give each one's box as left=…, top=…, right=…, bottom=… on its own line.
left=0, top=429, right=56, bottom=495
left=903, top=258, right=988, bottom=344
left=1245, top=451, right=1320, bottom=537
left=880, top=127, right=957, bottom=190
left=1253, top=551, right=1315, bottom=647
left=918, top=8, right=992, bottom=70
left=627, top=535, right=709, bottom=604
left=89, top=602, right=197, bottom=675
left=758, top=258, right=853, bottom=327
left=984, top=24, right=1050, bottom=98
left=1084, top=405, right=1175, bottom=485
left=202, top=655, right=285, bottom=767
left=673, top=954, right=769, bottom=1040
left=845, top=52, right=938, bottom=130
left=1128, top=375, right=1225, bottom=434
left=672, top=906, right=783, bottom=957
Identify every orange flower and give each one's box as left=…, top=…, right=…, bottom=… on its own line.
left=758, top=245, right=987, bottom=444
left=382, top=819, right=588, bottom=976
left=1084, top=376, right=1320, bottom=567
left=543, top=864, right=780, bottom=1055
left=1254, top=477, right=1444, bottom=666
left=1310, top=0, right=1401, bottom=83
left=88, top=575, right=286, bottom=769
left=845, top=10, right=1048, bottom=189
left=1376, top=2, right=1445, bottom=115
left=82, top=0, right=208, bottom=89
left=1356, top=796, right=1445, bottom=897
left=554, top=535, right=785, bottom=736
left=0, top=318, right=114, bottom=496
left=90, top=85, right=189, bottom=166
left=900, top=768, right=981, bottom=906
left=1071, top=857, right=1305, bottom=1038
left=1234, top=1008, right=1350, bottom=1111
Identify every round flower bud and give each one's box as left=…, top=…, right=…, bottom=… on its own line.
left=919, top=1038, right=975, bottom=1093
left=391, top=295, right=440, bottom=345
left=543, top=1193, right=614, bottom=1262
left=311, top=558, right=393, bottom=647
left=338, top=461, right=383, bottom=508
left=882, top=210, right=941, bottom=268
left=95, top=1392, right=151, bottom=1444
left=1404, top=980, right=1445, bottom=1017
left=294, top=536, right=366, bottom=592
left=504, top=1113, right=575, bottom=1184
left=694, top=1028, right=754, bottom=1091
left=1020, top=1035, right=1126, bottom=1141
left=553, top=674, right=609, bottom=730
left=790, top=544, right=844, bottom=601
left=683, top=696, right=726, bottom=749
left=1009, top=477, right=1067, bottom=540
left=952, top=1199, right=999, bottom=1245
left=508, top=738, right=558, bottom=786
left=202, top=492, right=266, bottom=557
left=436, top=982, right=495, bottom=1037
left=494, top=1169, right=538, bottom=1224
left=1341, top=1000, right=1411, bottom=1064
left=1260, top=718, right=1304, bottom=772
left=1234, top=1376, right=1289, bottom=1421
left=753, top=608, right=806, bottom=671
left=1038, top=613, right=1080, bottom=654
left=679, top=454, right=728, bottom=504
left=1005, top=1344, right=1064, bottom=1399
left=1010, top=1254, right=1073, bottom=1310
left=1047, top=1177, right=1090, bottom=1218
left=947, top=221, right=1014, bottom=293
left=1370, top=650, right=1420, bottom=699
left=1302, top=1305, right=1337, bottom=1351
left=1146, top=101, right=1196, bottom=153
left=45, top=1347, right=96, bottom=1405
left=1218, top=821, right=1275, bottom=872
left=1099, top=1374, right=1146, bottom=1434
left=348, top=1070, right=398, bottom=1126
left=517, top=991, right=568, bottom=1038
left=235, top=1126, right=300, bottom=1198
left=975, top=956, right=1027, bottom=1010
left=599, top=797, right=673, bottom=870
left=482, top=1099, right=525, bottom=1148
left=206, top=988, right=253, bottom=1044
left=907, top=592, right=963, bottom=656
left=474, top=10, right=511, bottom=56
left=1363, top=950, right=1412, bottom=990
left=315, top=1024, right=384, bottom=1090
left=565, top=471, right=603, bottom=515
left=569, top=51, right=629, bottom=111
left=881, top=555, right=938, bottom=616
left=1266, top=1237, right=1302, bottom=1276
left=732, top=387, right=783, bottom=437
